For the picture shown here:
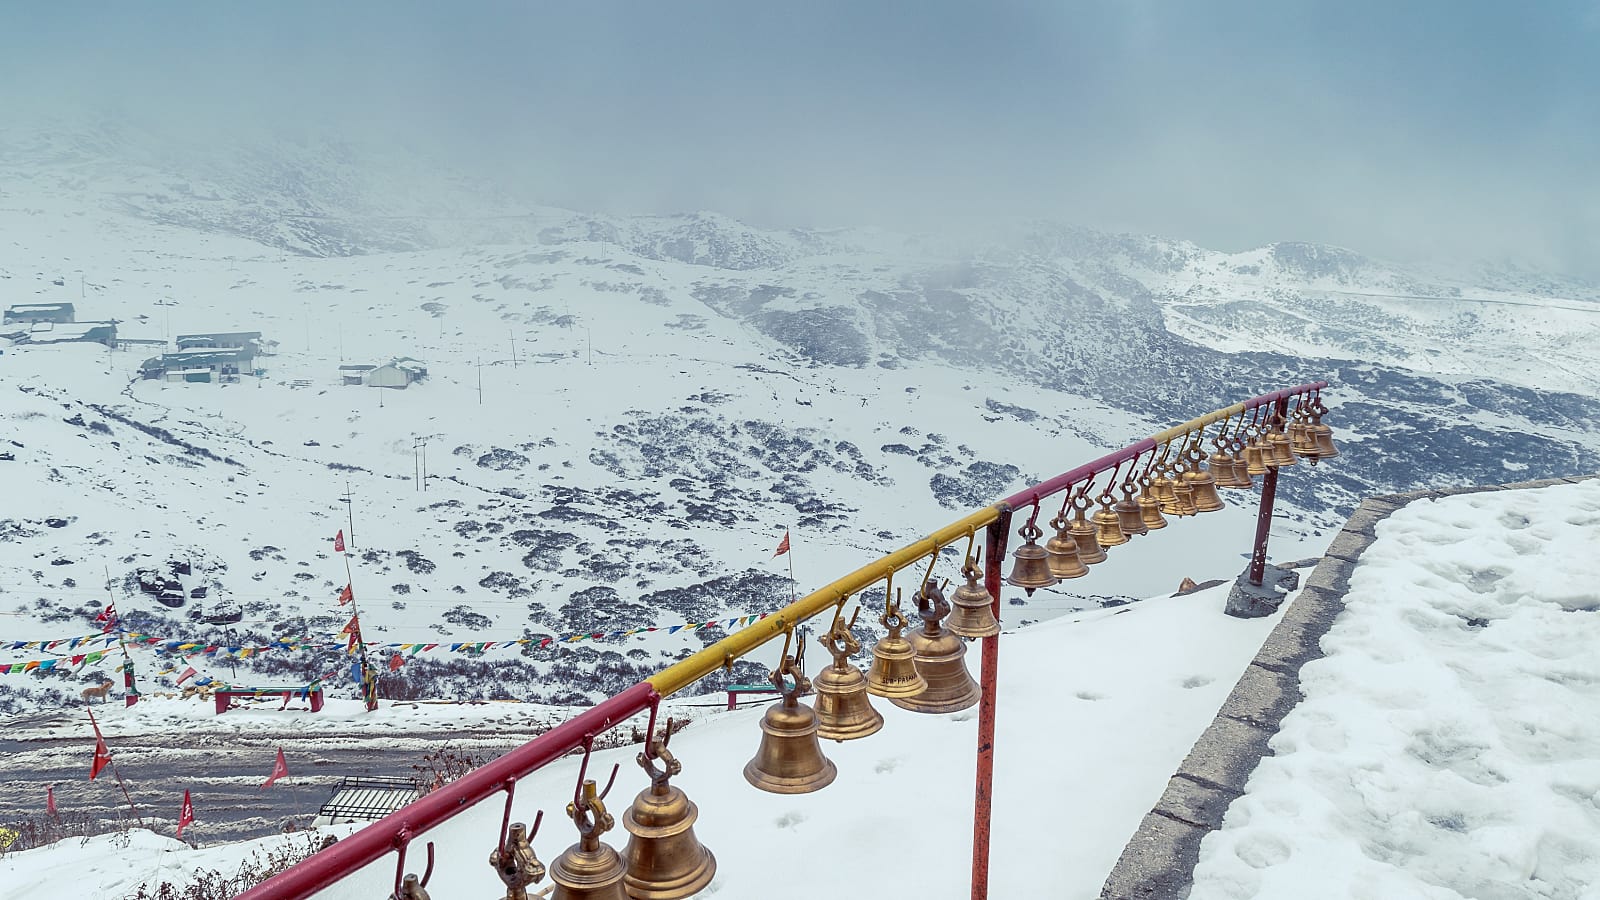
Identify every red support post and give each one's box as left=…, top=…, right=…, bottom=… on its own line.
left=1248, top=397, right=1290, bottom=586
left=971, top=507, right=1012, bottom=900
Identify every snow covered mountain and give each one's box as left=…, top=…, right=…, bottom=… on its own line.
left=2, top=115, right=1596, bottom=712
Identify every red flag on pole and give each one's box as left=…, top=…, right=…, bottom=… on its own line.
left=772, top=529, right=791, bottom=558
left=339, top=615, right=362, bottom=653
left=46, top=785, right=57, bottom=816
left=333, top=530, right=346, bottom=553
left=89, top=736, right=111, bottom=780
left=261, top=748, right=289, bottom=790
left=337, top=584, right=353, bottom=606
left=176, top=790, right=194, bottom=839
left=86, top=707, right=111, bottom=780
left=388, top=653, right=405, bottom=672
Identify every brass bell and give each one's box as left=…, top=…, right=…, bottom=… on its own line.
left=812, top=605, right=885, bottom=740
left=865, top=597, right=927, bottom=699
left=891, top=580, right=979, bottom=714
left=1169, top=477, right=1197, bottom=516
left=745, top=632, right=837, bottom=793
left=622, top=730, right=717, bottom=900
left=1136, top=475, right=1168, bottom=531
left=1114, top=482, right=1148, bottom=536
left=1243, top=436, right=1269, bottom=476
left=1183, top=449, right=1225, bottom=513
left=1007, top=522, right=1059, bottom=593
left=1210, top=442, right=1246, bottom=489
left=1288, top=412, right=1315, bottom=457
left=551, top=780, right=629, bottom=900
left=491, top=820, right=546, bottom=900
left=1092, top=496, right=1128, bottom=547
left=1044, top=516, right=1089, bottom=578
left=1149, top=470, right=1177, bottom=505
left=1306, top=402, right=1339, bottom=460
left=1068, top=497, right=1107, bottom=564
left=947, top=561, right=1000, bottom=639
left=1265, top=416, right=1297, bottom=467
left=1228, top=437, right=1255, bottom=487
left=1161, top=457, right=1197, bottom=516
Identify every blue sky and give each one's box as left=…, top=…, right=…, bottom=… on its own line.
left=2, top=2, right=1596, bottom=272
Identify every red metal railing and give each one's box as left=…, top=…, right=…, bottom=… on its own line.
left=242, top=380, right=1328, bottom=900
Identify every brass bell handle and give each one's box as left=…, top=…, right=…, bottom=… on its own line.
left=1018, top=522, right=1044, bottom=542
left=1071, top=495, right=1092, bottom=512
left=880, top=606, right=907, bottom=634
left=915, top=580, right=951, bottom=623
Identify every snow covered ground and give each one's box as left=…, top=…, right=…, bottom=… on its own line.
left=1191, top=479, right=1600, bottom=899
left=0, top=579, right=1285, bottom=899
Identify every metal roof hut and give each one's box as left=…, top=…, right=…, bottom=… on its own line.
left=3, top=303, right=75, bottom=324
left=366, top=357, right=428, bottom=389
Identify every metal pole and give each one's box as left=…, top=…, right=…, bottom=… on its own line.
left=343, top=480, right=356, bottom=548
left=971, top=506, right=1012, bottom=900
left=1248, top=397, right=1289, bottom=586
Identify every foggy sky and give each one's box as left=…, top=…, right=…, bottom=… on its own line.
left=3, top=2, right=1597, bottom=275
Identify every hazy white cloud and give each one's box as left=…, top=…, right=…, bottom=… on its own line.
left=1, top=1, right=1596, bottom=276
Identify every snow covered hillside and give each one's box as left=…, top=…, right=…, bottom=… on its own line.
left=1, top=114, right=1596, bottom=713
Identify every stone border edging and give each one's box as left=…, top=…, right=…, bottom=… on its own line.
left=1097, top=474, right=1597, bottom=899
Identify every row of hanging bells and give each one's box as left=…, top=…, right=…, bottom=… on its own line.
left=744, top=570, right=993, bottom=795
left=452, top=396, right=1340, bottom=899
left=1005, top=396, right=1340, bottom=594
left=480, top=723, right=718, bottom=900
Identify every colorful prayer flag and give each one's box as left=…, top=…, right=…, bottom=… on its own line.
left=772, top=529, right=791, bottom=558
left=333, top=530, right=346, bottom=553
left=337, top=584, right=353, bottom=606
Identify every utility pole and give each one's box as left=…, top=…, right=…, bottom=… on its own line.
left=510, top=331, right=518, bottom=369
left=477, top=356, right=483, bottom=405
left=421, top=437, right=428, bottom=491
left=339, top=480, right=357, bottom=548
left=587, top=327, right=592, bottom=366
left=412, top=437, right=421, bottom=491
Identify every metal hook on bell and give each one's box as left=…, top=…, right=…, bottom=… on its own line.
left=490, top=792, right=546, bottom=900
left=573, top=734, right=621, bottom=820
left=392, top=836, right=436, bottom=900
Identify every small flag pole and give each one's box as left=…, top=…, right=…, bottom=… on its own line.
left=105, top=565, right=137, bottom=707
left=337, top=528, right=378, bottom=712
left=86, top=706, right=144, bottom=827
left=787, top=532, right=796, bottom=605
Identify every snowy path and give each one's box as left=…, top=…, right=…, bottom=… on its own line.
left=0, top=713, right=539, bottom=846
